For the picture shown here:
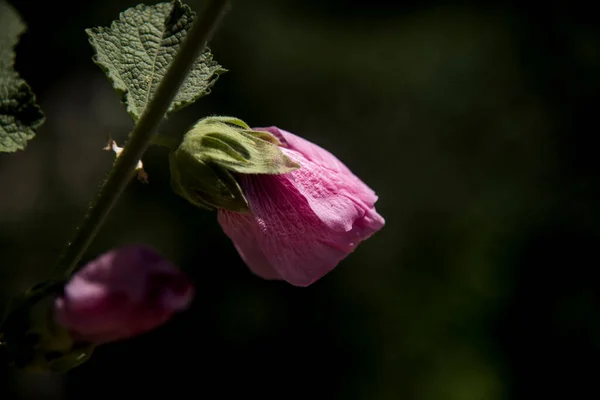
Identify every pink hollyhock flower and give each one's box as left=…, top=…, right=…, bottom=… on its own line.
left=218, top=127, right=385, bottom=287
left=53, top=246, right=194, bottom=344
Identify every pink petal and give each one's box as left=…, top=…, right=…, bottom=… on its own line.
left=217, top=211, right=281, bottom=281
left=219, top=172, right=347, bottom=286
left=279, top=148, right=368, bottom=233
left=254, top=127, right=353, bottom=175
left=218, top=127, right=385, bottom=287
left=254, top=126, right=378, bottom=207
left=220, top=157, right=382, bottom=286
left=54, top=246, right=194, bottom=344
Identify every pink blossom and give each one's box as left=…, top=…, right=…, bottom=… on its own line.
left=218, top=127, right=385, bottom=287
left=53, top=246, right=194, bottom=344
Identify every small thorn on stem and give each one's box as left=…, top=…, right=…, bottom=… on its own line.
left=104, top=138, right=149, bottom=184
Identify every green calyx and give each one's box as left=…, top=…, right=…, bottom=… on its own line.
left=169, top=116, right=300, bottom=212
left=0, top=282, right=94, bottom=373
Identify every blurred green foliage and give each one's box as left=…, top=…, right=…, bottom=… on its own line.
left=1, top=1, right=599, bottom=399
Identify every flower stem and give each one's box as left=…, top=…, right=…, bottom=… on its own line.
left=54, top=0, right=230, bottom=278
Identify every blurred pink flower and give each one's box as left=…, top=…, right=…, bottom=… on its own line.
left=54, top=246, right=194, bottom=344
left=218, top=127, right=385, bottom=287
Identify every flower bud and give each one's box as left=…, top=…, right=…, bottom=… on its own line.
left=54, top=245, right=194, bottom=345
left=0, top=245, right=193, bottom=372
left=169, top=116, right=299, bottom=212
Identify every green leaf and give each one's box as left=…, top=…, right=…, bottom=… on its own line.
left=0, top=0, right=45, bottom=153
left=86, top=0, right=226, bottom=121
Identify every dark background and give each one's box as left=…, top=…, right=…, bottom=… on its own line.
left=1, top=0, right=600, bottom=398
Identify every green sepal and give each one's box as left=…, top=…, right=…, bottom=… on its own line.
left=169, top=116, right=300, bottom=212
left=0, top=281, right=95, bottom=373
left=169, top=149, right=249, bottom=212
left=182, top=116, right=299, bottom=174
